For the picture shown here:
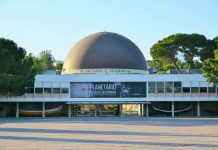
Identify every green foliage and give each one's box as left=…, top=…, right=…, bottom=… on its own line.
left=32, top=57, right=44, bottom=74
left=157, top=64, right=175, bottom=74
left=38, top=50, right=55, bottom=70
left=177, top=34, right=207, bottom=73
left=214, top=49, right=218, bottom=59
left=202, top=49, right=218, bottom=86
left=55, top=63, right=63, bottom=70
left=147, top=60, right=160, bottom=68
left=200, top=40, right=216, bottom=61
left=0, top=39, right=26, bottom=74
left=0, top=38, right=35, bottom=96
left=213, top=36, right=218, bottom=48
left=0, top=38, right=58, bottom=96
left=30, top=50, right=55, bottom=74
left=150, top=33, right=209, bottom=74
left=150, top=34, right=181, bottom=73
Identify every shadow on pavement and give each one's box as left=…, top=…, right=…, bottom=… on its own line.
left=0, top=127, right=218, bottom=138
left=0, top=135, right=218, bottom=148
left=1, top=117, right=218, bottom=126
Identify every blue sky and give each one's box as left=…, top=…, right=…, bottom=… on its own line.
left=0, top=0, right=218, bottom=60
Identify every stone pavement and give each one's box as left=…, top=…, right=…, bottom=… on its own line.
left=0, top=117, right=218, bottom=150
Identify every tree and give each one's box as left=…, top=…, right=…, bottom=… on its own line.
left=176, top=34, right=207, bottom=73
left=213, top=36, right=218, bottom=48
left=157, top=64, right=175, bottom=74
left=200, top=39, right=216, bottom=61
left=31, top=50, right=55, bottom=74
left=200, top=36, right=218, bottom=63
left=55, top=63, right=63, bottom=71
left=0, top=39, right=26, bottom=74
left=202, top=49, right=218, bottom=86
left=0, top=38, right=35, bottom=96
left=150, top=34, right=182, bottom=73
left=38, top=50, right=55, bottom=71
left=150, top=33, right=208, bottom=74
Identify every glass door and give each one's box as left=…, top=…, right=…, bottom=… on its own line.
left=122, top=104, right=140, bottom=116
left=73, top=104, right=96, bottom=117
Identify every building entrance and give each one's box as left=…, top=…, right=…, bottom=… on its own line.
left=70, top=103, right=144, bottom=117
left=122, top=104, right=141, bottom=116
left=96, top=104, right=119, bottom=117
left=72, top=104, right=119, bottom=117
left=72, top=104, right=95, bottom=117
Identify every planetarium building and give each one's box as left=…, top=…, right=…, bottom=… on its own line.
left=0, top=32, right=218, bottom=117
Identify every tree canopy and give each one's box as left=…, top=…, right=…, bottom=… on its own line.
left=0, top=38, right=35, bottom=96
left=150, top=33, right=216, bottom=74
left=150, top=34, right=181, bottom=73
left=32, top=50, right=55, bottom=74
left=202, top=49, right=218, bottom=86
left=0, top=38, right=57, bottom=96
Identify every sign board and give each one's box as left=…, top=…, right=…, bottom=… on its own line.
left=63, top=69, right=147, bottom=75
left=70, top=82, right=147, bottom=98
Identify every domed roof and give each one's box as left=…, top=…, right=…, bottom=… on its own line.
left=62, top=32, right=146, bottom=74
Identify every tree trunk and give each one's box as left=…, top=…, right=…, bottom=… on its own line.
left=187, top=53, right=194, bottom=74
left=188, top=64, right=191, bottom=74
left=172, top=61, right=182, bottom=74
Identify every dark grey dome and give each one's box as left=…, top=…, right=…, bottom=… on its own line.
left=62, top=32, right=146, bottom=74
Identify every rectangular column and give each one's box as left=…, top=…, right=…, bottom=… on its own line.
left=42, top=102, right=45, bottom=118
left=138, top=104, right=141, bottom=116
left=171, top=101, right=175, bottom=117
left=197, top=101, right=201, bottom=117
left=95, top=105, right=97, bottom=117
left=16, top=102, right=19, bottom=118
left=120, top=104, right=123, bottom=117
left=146, top=103, right=149, bottom=117
left=72, top=104, right=74, bottom=117
left=68, top=104, right=71, bottom=118
left=141, top=104, right=144, bottom=117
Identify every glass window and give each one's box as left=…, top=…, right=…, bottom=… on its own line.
left=191, top=87, right=199, bottom=93
left=148, top=82, right=156, bottom=93
left=44, top=88, right=52, bottom=93
left=157, top=87, right=164, bottom=93
left=35, top=88, right=43, bottom=93
left=156, top=82, right=164, bottom=93
left=122, top=104, right=139, bottom=112
left=149, top=82, right=156, bottom=88
left=53, top=88, right=60, bottom=93
left=200, top=87, right=207, bottom=93
left=174, top=82, right=181, bottom=93
left=174, top=87, right=182, bottom=93
left=103, top=104, right=118, bottom=111
left=183, top=87, right=190, bottom=93
left=165, top=82, right=173, bottom=93
left=174, top=82, right=181, bottom=87
left=61, top=88, right=69, bottom=93
left=166, top=88, right=172, bottom=93
left=148, top=88, right=156, bottom=93
left=157, top=82, right=164, bottom=88
left=165, top=82, right=173, bottom=88
left=209, top=87, right=215, bottom=93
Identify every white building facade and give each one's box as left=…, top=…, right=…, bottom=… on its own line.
left=0, top=32, right=217, bottom=117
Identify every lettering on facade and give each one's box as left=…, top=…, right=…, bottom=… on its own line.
left=92, top=83, right=116, bottom=91
left=67, top=69, right=147, bottom=75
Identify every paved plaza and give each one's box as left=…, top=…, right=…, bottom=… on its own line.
left=0, top=117, right=218, bottom=150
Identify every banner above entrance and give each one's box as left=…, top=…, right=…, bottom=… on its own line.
left=70, top=82, right=147, bottom=98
